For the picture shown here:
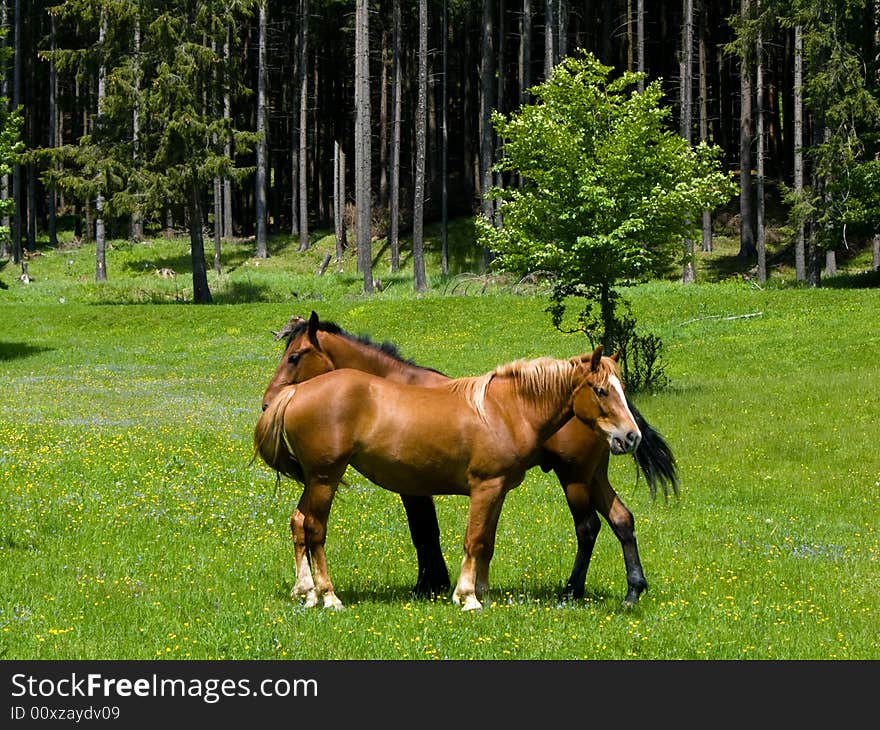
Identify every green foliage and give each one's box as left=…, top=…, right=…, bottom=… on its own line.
left=778, top=0, right=880, bottom=251
left=479, top=51, right=735, bottom=352
left=0, top=27, right=23, bottom=240
left=39, top=0, right=257, bottom=231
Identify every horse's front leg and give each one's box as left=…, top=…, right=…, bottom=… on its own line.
left=289, top=505, right=317, bottom=605
left=591, top=464, right=648, bottom=606
left=453, top=481, right=508, bottom=612
left=400, top=494, right=451, bottom=597
left=299, top=481, right=344, bottom=610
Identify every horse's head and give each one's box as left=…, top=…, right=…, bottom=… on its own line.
left=570, top=346, right=642, bottom=455
left=262, top=311, right=335, bottom=411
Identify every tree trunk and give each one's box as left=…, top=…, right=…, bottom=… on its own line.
left=95, top=10, right=108, bottom=282
left=48, top=14, right=58, bottom=247
left=355, top=0, right=373, bottom=293
left=11, top=0, right=22, bottom=265
left=213, top=175, right=222, bottom=275
left=627, top=0, right=633, bottom=71
left=738, top=0, right=756, bottom=260
left=699, top=1, right=712, bottom=252
left=793, top=24, right=806, bottom=282
left=189, top=173, right=213, bottom=304
left=297, top=0, right=310, bottom=252
left=557, top=0, right=568, bottom=60
left=389, top=0, right=402, bottom=273
left=637, top=0, right=645, bottom=91
left=413, top=0, right=428, bottom=292
left=131, top=13, right=143, bottom=241
left=872, top=234, right=879, bottom=270
left=379, top=29, right=389, bottom=207
left=255, top=0, right=269, bottom=258
left=680, top=0, right=695, bottom=284
left=520, top=0, right=532, bottom=102
left=223, top=28, right=233, bottom=239
left=755, top=1, right=766, bottom=283
left=441, top=0, right=449, bottom=275
left=480, top=0, right=495, bottom=234
left=544, top=0, right=555, bottom=80
left=333, top=140, right=347, bottom=261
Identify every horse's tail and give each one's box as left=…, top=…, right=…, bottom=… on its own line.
left=628, top=398, right=679, bottom=499
left=252, top=387, right=305, bottom=483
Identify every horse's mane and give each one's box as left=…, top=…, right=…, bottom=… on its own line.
left=274, top=315, right=430, bottom=370
left=446, top=356, right=613, bottom=422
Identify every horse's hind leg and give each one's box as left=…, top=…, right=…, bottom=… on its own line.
left=300, top=480, right=344, bottom=610
left=555, top=467, right=601, bottom=599
left=401, top=494, right=451, bottom=597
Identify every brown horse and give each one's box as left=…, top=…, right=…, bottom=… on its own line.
left=255, top=347, right=642, bottom=610
left=260, top=312, right=678, bottom=605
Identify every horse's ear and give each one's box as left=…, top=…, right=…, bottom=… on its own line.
left=590, top=345, right=604, bottom=372
left=610, top=349, right=621, bottom=363
left=307, top=311, right=322, bottom=350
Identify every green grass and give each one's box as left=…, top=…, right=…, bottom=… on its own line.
left=1, top=226, right=878, bottom=659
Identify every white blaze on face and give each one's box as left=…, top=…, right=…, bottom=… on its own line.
left=609, top=373, right=641, bottom=443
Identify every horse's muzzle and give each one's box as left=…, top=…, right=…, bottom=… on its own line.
left=611, top=430, right=641, bottom=455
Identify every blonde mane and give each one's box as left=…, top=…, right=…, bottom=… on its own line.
left=445, top=356, right=601, bottom=422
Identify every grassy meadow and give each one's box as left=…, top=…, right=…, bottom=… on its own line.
left=1, top=223, right=878, bottom=659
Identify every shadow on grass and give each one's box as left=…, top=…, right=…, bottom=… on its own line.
left=0, top=342, right=53, bottom=361
left=277, top=579, right=620, bottom=609
left=823, top=269, right=880, bottom=289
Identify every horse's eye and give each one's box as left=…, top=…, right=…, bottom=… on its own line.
left=595, top=387, right=608, bottom=397
left=288, top=352, right=301, bottom=365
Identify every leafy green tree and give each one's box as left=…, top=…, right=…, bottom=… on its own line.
left=44, top=0, right=256, bottom=302
left=780, top=0, right=880, bottom=284
left=479, top=51, right=735, bottom=365
left=0, top=27, right=23, bottom=253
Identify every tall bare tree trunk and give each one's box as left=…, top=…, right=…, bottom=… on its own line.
left=738, top=0, right=756, bottom=260
left=355, top=0, right=373, bottom=293
left=48, top=14, right=58, bottom=247
left=756, top=0, right=766, bottom=283
left=131, top=13, right=144, bottom=241
left=255, top=0, right=269, bottom=258
left=520, top=0, right=532, bottom=102
left=389, top=0, right=402, bottom=273
left=480, top=0, right=495, bottom=233
left=441, top=0, right=449, bottom=275
left=333, top=140, right=347, bottom=261
left=637, top=0, right=645, bottom=91
left=544, top=0, right=555, bottom=79
left=681, top=0, right=696, bottom=284
left=794, top=25, right=805, bottom=282
left=557, top=0, right=568, bottom=59
left=379, top=29, right=389, bottom=207
left=413, top=0, right=428, bottom=292
left=222, top=28, right=233, bottom=239
left=189, top=168, right=213, bottom=304
left=95, top=10, right=108, bottom=282
left=699, top=1, right=712, bottom=252
left=0, top=0, right=8, bottom=257
left=11, top=0, right=22, bottom=265
left=297, top=0, right=310, bottom=252
left=627, top=0, right=633, bottom=71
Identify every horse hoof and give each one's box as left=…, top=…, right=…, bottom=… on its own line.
left=461, top=595, right=483, bottom=611
left=303, top=589, right=319, bottom=608
left=323, top=594, right=345, bottom=611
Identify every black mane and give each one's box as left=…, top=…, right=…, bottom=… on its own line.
left=277, top=315, right=431, bottom=371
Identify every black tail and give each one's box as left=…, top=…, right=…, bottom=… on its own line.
left=627, top=398, right=679, bottom=499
